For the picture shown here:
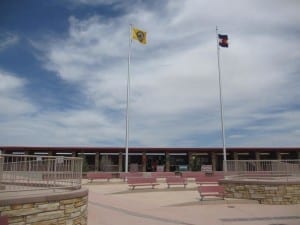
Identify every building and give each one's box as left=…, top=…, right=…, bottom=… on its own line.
left=1, top=146, right=299, bottom=172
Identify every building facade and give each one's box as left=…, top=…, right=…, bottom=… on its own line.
left=1, top=146, right=299, bottom=172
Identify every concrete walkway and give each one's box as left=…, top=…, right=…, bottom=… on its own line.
left=84, top=180, right=300, bottom=225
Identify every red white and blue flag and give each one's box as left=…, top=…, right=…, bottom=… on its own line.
left=218, top=34, right=228, bottom=48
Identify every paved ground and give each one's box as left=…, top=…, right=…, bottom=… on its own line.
left=84, top=179, right=300, bottom=225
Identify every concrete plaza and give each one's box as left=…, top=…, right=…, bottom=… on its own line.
left=84, top=179, right=300, bottom=225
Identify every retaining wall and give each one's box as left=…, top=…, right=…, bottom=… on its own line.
left=0, top=188, right=88, bottom=225
left=220, top=179, right=300, bottom=205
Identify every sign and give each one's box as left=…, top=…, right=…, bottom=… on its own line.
left=178, top=165, right=188, bottom=171
left=201, top=165, right=213, bottom=173
left=157, top=165, right=164, bottom=172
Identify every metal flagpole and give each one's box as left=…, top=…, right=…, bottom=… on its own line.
left=125, top=24, right=133, bottom=173
left=216, top=26, right=227, bottom=172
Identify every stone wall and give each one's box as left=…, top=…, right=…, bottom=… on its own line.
left=220, top=179, right=300, bottom=205
left=0, top=188, right=88, bottom=225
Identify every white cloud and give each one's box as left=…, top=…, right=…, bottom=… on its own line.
left=0, top=33, right=19, bottom=51
left=0, top=71, right=35, bottom=116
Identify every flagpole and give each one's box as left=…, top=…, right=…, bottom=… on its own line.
left=125, top=24, right=133, bottom=173
left=216, top=26, right=227, bottom=172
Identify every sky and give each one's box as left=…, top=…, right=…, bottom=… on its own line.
left=0, top=0, right=299, bottom=148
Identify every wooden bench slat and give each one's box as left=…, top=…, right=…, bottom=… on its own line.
left=86, top=172, right=113, bottom=182
left=127, top=177, right=159, bottom=190
left=195, top=176, right=222, bottom=185
left=166, top=176, right=187, bottom=188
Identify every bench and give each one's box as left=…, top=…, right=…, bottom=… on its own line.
left=0, top=215, right=8, bottom=225
left=166, top=176, right=187, bottom=188
left=198, top=185, right=225, bottom=200
left=127, top=177, right=159, bottom=190
left=181, top=171, right=206, bottom=180
left=86, top=172, right=113, bottom=182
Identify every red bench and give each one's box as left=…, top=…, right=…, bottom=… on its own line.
left=166, top=176, right=187, bottom=188
left=181, top=171, right=206, bottom=179
left=198, top=185, right=225, bottom=200
left=0, top=215, right=8, bottom=225
left=86, top=172, right=113, bottom=182
left=127, top=177, right=159, bottom=190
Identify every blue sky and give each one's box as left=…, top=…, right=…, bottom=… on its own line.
left=0, top=0, right=299, bottom=147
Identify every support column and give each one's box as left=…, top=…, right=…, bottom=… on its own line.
left=211, top=152, right=217, bottom=172
left=118, top=152, right=123, bottom=172
left=95, top=152, right=100, bottom=171
left=234, top=152, right=239, bottom=160
left=142, top=152, right=147, bottom=172
left=72, top=152, right=76, bottom=157
left=165, top=152, right=170, bottom=172
left=298, top=152, right=300, bottom=160
left=255, top=152, right=261, bottom=171
left=233, top=152, right=239, bottom=172
left=48, top=151, right=53, bottom=156
left=276, top=151, right=282, bottom=160
left=188, top=152, right=193, bottom=171
left=255, top=152, right=260, bottom=160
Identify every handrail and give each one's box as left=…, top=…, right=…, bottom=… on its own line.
left=0, top=154, right=82, bottom=192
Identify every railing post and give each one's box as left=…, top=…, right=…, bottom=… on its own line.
left=0, top=154, right=3, bottom=188
left=53, top=158, right=57, bottom=192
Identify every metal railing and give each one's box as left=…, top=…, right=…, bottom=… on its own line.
left=0, top=154, right=82, bottom=192
left=225, top=160, right=300, bottom=180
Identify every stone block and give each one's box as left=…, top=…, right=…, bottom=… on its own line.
left=264, top=186, right=278, bottom=191
left=75, top=201, right=85, bottom=208
left=11, top=204, right=23, bottom=210
left=2, top=208, right=42, bottom=217
left=0, top=206, right=11, bottom=211
left=8, top=216, right=24, bottom=223
left=26, top=210, right=64, bottom=223
left=32, top=219, right=58, bottom=225
left=70, top=211, right=81, bottom=218
left=65, top=206, right=79, bottom=214
left=37, top=202, right=60, bottom=211
left=60, top=199, right=75, bottom=205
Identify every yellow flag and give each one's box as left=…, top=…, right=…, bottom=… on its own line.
left=132, top=27, right=147, bottom=44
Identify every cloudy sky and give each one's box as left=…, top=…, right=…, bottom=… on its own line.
left=0, top=0, right=299, bottom=147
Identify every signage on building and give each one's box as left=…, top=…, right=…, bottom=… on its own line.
left=201, top=165, right=213, bottom=173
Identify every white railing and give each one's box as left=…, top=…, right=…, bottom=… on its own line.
left=226, top=160, right=300, bottom=180
left=0, top=154, right=82, bottom=192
